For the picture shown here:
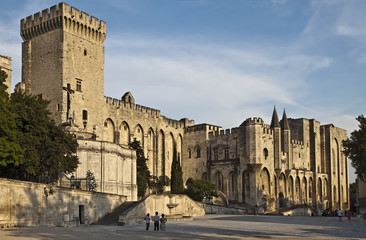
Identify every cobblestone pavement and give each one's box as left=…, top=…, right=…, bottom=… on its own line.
left=1, top=215, right=365, bottom=240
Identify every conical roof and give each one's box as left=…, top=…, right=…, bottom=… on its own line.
left=270, top=106, right=280, bottom=128
left=281, top=109, right=290, bottom=130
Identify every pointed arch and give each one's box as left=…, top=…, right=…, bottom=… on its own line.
left=133, top=124, right=144, bottom=147
left=177, top=134, right=183, bottom=160
left=318, top=177, right=322, bottom=202
left=295, top=176, right=300, bottom=203
left=158, top=130, right=165, bottom=177
left=288, top=175, right=294, bottom=201
left=119, top=121, right=130, bottom=146
left=302, top=177, right=307, bottom=204
left=147, top=128, right=155, bottom=176
left=215, top=171, right=224, bottom=192
left=309, top=177, right=313, bottom=205
left=165, top=132, right=175, bottom=178
left=103, top=118, right=115, bottom=143
left=279, top=173, right=286, bottom=199
left=260, top=168, right=270, bottom=195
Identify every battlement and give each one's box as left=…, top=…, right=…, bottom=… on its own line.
left=185, top=124, right=221, bottom=134
left=21, top=3, right=106, bottom=42
left=104, top=96, right=192, bottom=129
left=291, top=139, right=304, bottom=146
left=208, top=127, right=239, bottom=138
left=262, top=124, right=273, bottom=135
left=241, top=117, right=264, bottom=126
left=105, top=96, right=161, bottom=117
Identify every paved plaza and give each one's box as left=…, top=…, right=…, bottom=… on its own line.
left=1, top=214, right=365, bottom=240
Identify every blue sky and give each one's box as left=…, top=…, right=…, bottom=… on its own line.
left=0, top=0, right=365, bottom=182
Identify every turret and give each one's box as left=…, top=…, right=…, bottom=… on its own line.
left=271, top=106, right=281, bottom=170
left=281, top=109, right=291, bottom=169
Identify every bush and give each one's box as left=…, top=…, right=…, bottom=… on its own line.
left=185, top=179, right=217, bottom=202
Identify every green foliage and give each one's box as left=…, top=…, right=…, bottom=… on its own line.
left=129, top=138, right=151, bottom=197
left=150, top=175, right=170, bottom=194
left=350, top=182, right=356, bottom=193
left=0, top=68, right=24, bottom=167
left=185, top=179, right=217, bottom=202
left=343, top=115, right=366, bottom=181
left=0, top=91, right=79, bottom=182
left=170, top=143, right=184, bottom=194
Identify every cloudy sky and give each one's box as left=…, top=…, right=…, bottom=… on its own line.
left=0, top=0, right=365, bottom=182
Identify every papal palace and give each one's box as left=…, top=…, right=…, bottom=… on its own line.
left=1, top=2, right=349, bottom=212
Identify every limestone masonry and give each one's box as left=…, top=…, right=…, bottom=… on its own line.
left=12, top=2, right=348, bottom=211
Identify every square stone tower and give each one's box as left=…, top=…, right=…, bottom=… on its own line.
left=20, top=3, right=106, bottom=132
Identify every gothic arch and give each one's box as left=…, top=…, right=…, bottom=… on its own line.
left=288, top=175, right=294, bottom=201
left=295, top=176, right=300, bottom=203
left=302, top=177, right=307, bottom=204
left=215, top=171, right=224, bottom=192
left=158, top=130, right=165, bottom=177
left=119, top=121, right=130, bottom=146
left=147, top=128, right=155, bottom=176
left=165, top=132, right=175, bottom=178
left=260, top=168, right=270, bottom=195
left=309, top=177, right=313, bottom=205
left=177, top=134, right=183, bottom=160
left=279, top=173, right=286, bottom=199
left=133, top=124, right=144, bottom=147
left=318, top=177, right=322, bottom=202
left=103, top=118, right=115, bottom=143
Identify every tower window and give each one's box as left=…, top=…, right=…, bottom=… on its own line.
left=224, top=149, right=229, bottom=159
left=263, top=148, right=268, bottom=160
left=196, top=146, right=201, bottom=158
left=76, top=79, right=82, bottom=92
left=214, top=150, right=218, bottom=160
left=82, top=110, right=88, bottom=120
left=84, top=49, right=87, bottom=56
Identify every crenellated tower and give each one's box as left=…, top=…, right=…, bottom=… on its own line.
left=20, top=3, right=107, bottom=132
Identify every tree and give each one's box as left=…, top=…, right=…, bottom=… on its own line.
left=343, top=115, right=366, bottom=181
left=185, top=179, right=217, bottom=202
left=129, top=138, right=151, bottom=197
left=0, top=91, right=79, bottom=182
left=170, top=143, right=184, bottom=194
left=0, top=68, right=24, bottom=168
left=150, top=175, right=170, bottom=194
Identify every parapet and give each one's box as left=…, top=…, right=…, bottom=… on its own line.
left=208, top=127, right=239, bottom=138
left=185, top=124, right=221, bottom=134
left=20, top=3, right=106, bottom=43
left=241, top=117, right=264, bottom=126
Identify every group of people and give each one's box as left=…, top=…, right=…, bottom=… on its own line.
left=144, top=212, right=167, bottom=231
left=337, top=209, right=353, bottom=222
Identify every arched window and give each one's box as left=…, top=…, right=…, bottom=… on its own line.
left=188, top=149, right=192, bottom=158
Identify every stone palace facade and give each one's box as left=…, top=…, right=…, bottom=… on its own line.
left=3, top=2, right=348, bottom=210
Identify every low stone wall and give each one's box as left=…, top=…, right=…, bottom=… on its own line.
left=118, top=194, right=205, bottom=225
left=204, top=204, right=248, bottom=215
left=0, top=178, right=127, bottom=227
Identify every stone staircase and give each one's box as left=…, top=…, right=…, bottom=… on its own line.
left=93, top=200, right=141, bottom=225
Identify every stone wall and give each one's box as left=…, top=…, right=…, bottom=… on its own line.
left=0, top=55, right=11, bottom=95
left=0, top=178, right=126, bottom=227
left=118, top=194, right=205, bottom=225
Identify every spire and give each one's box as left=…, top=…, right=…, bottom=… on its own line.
left=270, top=106, right=280, bottom=128
left=281, top=109, right=290, bottom=130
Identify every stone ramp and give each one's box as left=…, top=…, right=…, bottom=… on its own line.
left=93, top=201, right=139, bottom=225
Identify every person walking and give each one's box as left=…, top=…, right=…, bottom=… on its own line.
left=144, top=213, right=150, bottom=231
left=337, top=209, right=343, bottom=222
left=160, top=214, right=167, bottom=231
left=153, top=212, right=160, bottom=231
left=347, top=210, right=352, bottom=222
